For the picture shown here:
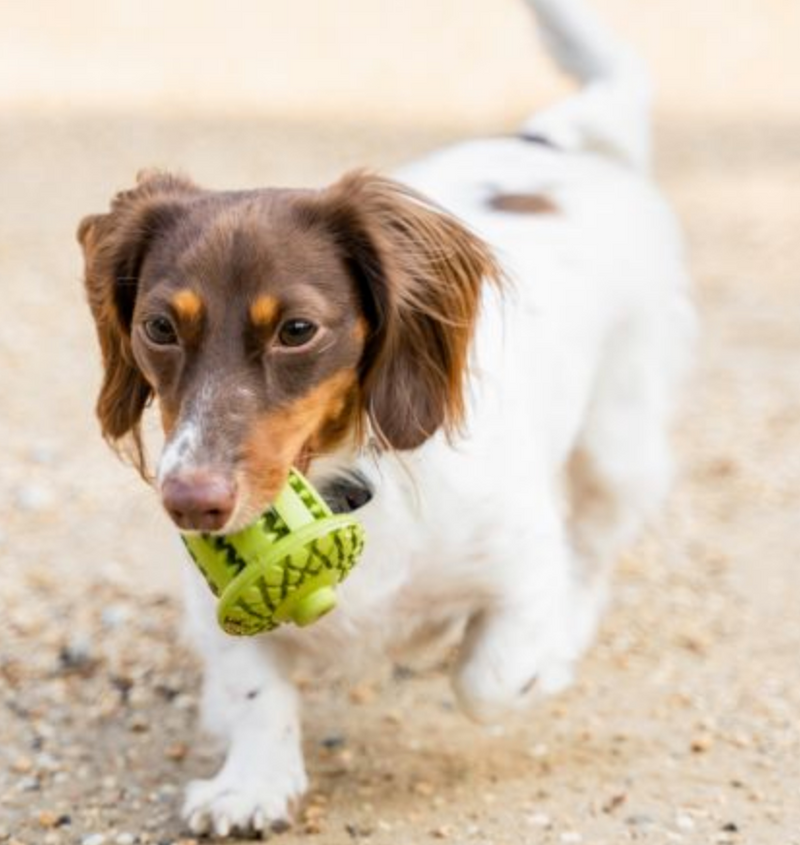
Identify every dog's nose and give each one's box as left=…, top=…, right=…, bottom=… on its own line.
left=161, top=472, right=236, bottom=532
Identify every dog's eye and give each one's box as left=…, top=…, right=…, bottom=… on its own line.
left=143, top=316, right=178, bottom=346
left=277, top=319, right=318, bottom=348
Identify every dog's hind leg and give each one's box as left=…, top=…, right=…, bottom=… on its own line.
left=452, top=504, right=584, bottom=723
left=565, top=296, right=695, bottom=652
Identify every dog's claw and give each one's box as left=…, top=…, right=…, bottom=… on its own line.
left=214, top=812, right=232, bottom=838
left=188, top=809, right=209, bottom=836
left=253, top=809, right=266, bottom=832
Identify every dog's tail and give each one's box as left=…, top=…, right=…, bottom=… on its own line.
left=520, top=0, right=652, bottom=171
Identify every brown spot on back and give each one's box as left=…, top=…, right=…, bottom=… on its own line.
left=250, top=295, right=280, bottom=327
left=172, top=288, right=204, bottom=323
left=487, top=192, right=558, bottom=215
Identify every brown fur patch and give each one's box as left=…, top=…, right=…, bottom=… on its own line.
left=172, top=288, right=203, bottom=323
left=488, top=192, right=558, bottom=215
left=243, top=369, right=358, bottom=503
left=249, top=295, right=280, bottom=327
left=158, top=402, right=178, bottom=437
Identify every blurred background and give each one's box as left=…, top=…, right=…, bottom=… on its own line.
left=1, top=1, right=798, bottom=843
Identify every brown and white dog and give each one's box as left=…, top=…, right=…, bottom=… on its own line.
left=78, top=0, right=695, bottom=837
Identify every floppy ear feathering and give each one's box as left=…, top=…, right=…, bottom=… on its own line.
left=300, top=170, right=504, bottom=450
left=76, top=170, right=198, bottom=477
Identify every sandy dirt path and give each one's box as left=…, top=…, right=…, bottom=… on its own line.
left=1, top=2, right=799, bottom=844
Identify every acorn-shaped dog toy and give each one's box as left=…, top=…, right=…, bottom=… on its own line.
left=183, top=469, right=366, bottom=636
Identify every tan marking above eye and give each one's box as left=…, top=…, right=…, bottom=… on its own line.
left=250, top=295, right=281, bottom=327
left=172, top=288, right=204, bottom=323
left=487, top=192, right=558, bottom=215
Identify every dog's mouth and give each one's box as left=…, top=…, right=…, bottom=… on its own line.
left=161, top=463, right=374, bottom=537
left=316, top=474, right=374, bottom=513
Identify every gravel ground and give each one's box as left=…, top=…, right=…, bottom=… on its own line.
left=1, top=3, right=799, bottom=844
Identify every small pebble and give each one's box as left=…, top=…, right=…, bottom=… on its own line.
left=348, top=684, right=376, bottom=705
left=165, top=743, right=188, bottom=761
left=603, top=793, right=627, bottom=813
left=172, top=694, right=196, bottom=711
left=11, top=757, right=33, bottom=774
left=721, top=823, right=739, bottom=833
left=676, top=814, right=695, bottom=831
left=560, top=833, right=582, bottom=844
left=691, top=733, right=714, bottom=753
left=115, top=834, right=137, bottom=845
left=128, top=716, right=150, bottom=733
left=156, top=784, right=178, bottom=802
left=82, top=835, right=107, bottom=845
left=58, top=636, right=94, bottom=672
left=29, top=443, right=57, bottom=465
left=37, top=811, right=58, bottom=828
left=626, top=814, right=656, bottom=828
left=14, top=483, right=54, bottom=511
left=35, top=752, right=60, bottom=773
left=101, top=605, right=130, bottom=629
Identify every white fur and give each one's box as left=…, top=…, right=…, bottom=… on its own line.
left=179, top=0, right=695, bottom=835
left=158, top=420, right=200, bottom=485
left=521, top=0, right=652, bottom=169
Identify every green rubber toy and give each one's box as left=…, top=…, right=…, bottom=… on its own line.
left=182, top=469, right=366, bottom=636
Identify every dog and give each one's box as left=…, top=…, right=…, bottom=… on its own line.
left=77, top=0, right=695, bottom=837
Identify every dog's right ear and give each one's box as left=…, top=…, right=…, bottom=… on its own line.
left=77, top=170, right=198, bottom=475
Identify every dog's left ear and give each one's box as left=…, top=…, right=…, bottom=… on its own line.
left=303, top=170, right=503, bottom=450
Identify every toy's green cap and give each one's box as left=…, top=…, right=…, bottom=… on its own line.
left=182, top=469, right=366, bottom=636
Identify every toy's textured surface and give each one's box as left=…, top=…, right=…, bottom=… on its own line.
left=183, top=470, right=366, bottom=635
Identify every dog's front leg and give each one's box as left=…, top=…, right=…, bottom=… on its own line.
left=182, top=577, right=307, bottom=838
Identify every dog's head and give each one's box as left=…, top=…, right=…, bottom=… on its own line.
left=78, top=169, right=500, bottom=533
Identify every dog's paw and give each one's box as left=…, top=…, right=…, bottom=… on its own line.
left=454, top=644, right=576, bottom=723
left=183, top=766, right=308, bottom=839
left=452, top=605, right=584, bottom=723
